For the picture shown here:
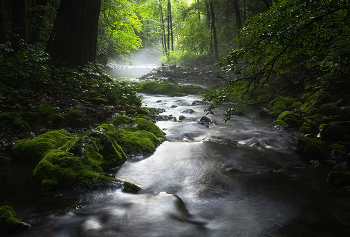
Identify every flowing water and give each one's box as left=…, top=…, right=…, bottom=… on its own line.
left=5, top=66, right=350, bottom=237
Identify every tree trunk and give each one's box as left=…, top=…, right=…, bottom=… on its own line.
left=209, top=1, right=218, bottom=59
left=10, top=0, right=27, bottom=49
left=168, top=0, right=173, bottom=51
left=159, top=2, right=167, bottom=55
left=167, top=0, right=170, bottom=52
left=233, top=0, right=242, bottom=34
left=0, top=1, right=6, bottom=43
left=46, top=0, right=101, bottom=66
left=29, top=0, right=48, bottom=44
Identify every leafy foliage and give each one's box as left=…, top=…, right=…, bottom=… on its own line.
left=98, top=0, right=142, bottom=63
left=204, top=0, right=350, bottom=121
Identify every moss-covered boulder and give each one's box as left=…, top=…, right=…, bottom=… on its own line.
left=122, top=181, right=141, bottom=193
left=299, top=122, right=313, bottom=134
left=9, top=130, right=73, bottom=163
left=267, top=96, right=295, bottom=114
left=288, top=102, right=302, bottom=110
left=0, top=206, right=30, bottom=234
left=300, top=90, right=331, bottom=114
left=277, top=111, right=302, bottom=128
left=321, top=123, right=348, bottom=142
left=296, top=137, right=330, bottom=160
left=137, top=80, right=204, bottom=96
left=97, top=115, right=165, bottom=156
left=32, top=148, right=117, bottom=190
left=273, top=120, right=288, bottom=127
left=0, top=112, right=30, bottom=130
left=321, top=115, right=341, bottom=124
left=107, top=129, right=161, bottom=155
left=319, top=104, right=341, bottom=116
left=327, top=171, right=350, bottom=188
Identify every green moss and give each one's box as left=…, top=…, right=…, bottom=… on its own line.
left=257, top=93, right=270, bottom=102
left=97, top=134, right=126, bottom=168
left=296, top=137, right=330, bottom=160
left=0, top=112, right=29, bottom=130
left=273, top=120, right=288, bottom=127
left=123, top=181, right=141, bottom=193
left=330, top=143, right=346, bottom=152
left=319, top=123, right=327, bottom=131
left=33, top=148, right=116, bottom=190
left=134, top=118, right=166, bottom=139
left=321, top=124, right=348, bottom=141
left=268, top=96, right=295, bottom=114
left=319, top=104, right=341, bottom=116
left=300, top=90, right=331, bottom=114
left=321, top=115, right=341, bottom=124
left=138, top=81, right=183, bottom=96
left=299, top=122, right=313, bottom=134
left=0, top=206, right=24, bottom=234
left=277, top=111, right=302, bottom=128
left=48, top=113, right=65, bottom=128
left=11, top=130, right=73, bottom=163
left=64, top=109, right=83, bottom=127
left=108, top=129, right=160, bottom=155
left=327, top=171, right=350, bottom=188
left=288, top=102, right=302, bottom=110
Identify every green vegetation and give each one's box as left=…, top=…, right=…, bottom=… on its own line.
left=0, top=206, right=28, bottom=234
left=136, top=80, right=205, bottom=96
left=7, top=114, right=164, bottom=190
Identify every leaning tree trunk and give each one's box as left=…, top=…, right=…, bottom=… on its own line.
left=46, top=0, right=101, bottom=66
left=209, top=1, right=218, bottom=59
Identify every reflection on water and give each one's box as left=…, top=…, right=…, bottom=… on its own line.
left=6, top=68, right=350, bottom=237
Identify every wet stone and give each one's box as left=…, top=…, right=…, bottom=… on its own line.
left=182, top=109, right=194, bottom=113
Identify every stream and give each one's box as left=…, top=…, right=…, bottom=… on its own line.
left=5, top=65, right=350, bottom=237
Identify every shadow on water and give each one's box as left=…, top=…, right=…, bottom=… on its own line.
left=5, top=66, right=350, bottom=237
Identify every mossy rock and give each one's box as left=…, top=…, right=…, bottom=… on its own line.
left=277, top=111, right=302, bottom=128
left=0, top=206, right=29, bottom=234
left=296, top=137, right=330, bottom=160
left=10, top=130, right=73, bottom=163
left=48, top=113, right=65, bottom=128
left=123, top=181, right=141, bottom=193
left=33, top=148, right=116, bottom=190
left=300, top=90, right=331, bottom=114
left=107, top=129, right=160, bottom=155
left=321, top=115, right=341, bottom=124
left=138, top=81, right=183, bottom=96
left=64, top=109, right=84, bottom=128
left=273, top=120, right=288, bottom=127
left=327, top=171, right=350, bottom=188
left=299, top=122, right=313, bottom=134
left=0, top=112, right=29, bottom=130
left=88, top=131, right=126, bottom=168
left=321, top=124, right=348, bottom=142
left=330, top=143, right=346, bottom=152
left=319, top=104, right=341, bottom=116
left=288, top=102, right=302, bottom=110
left=267, top=96, right=295, bottom=114
left=257, top=93, right=270, bottom=102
